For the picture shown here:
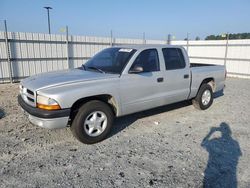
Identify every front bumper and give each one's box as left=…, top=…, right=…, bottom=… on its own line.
left=18, top=95, right=70, bottom=129
left=28, top=114, right=69, bottom=129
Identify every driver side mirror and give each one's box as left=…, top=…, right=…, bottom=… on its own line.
left=129, top=65, right=144, bottom=74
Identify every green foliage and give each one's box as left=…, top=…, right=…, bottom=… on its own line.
left=195, top=36, right=200, bottom=40
left=205, top=33, right=250, bottom=40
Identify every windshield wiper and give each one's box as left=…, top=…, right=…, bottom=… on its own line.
left=87, top=66, right=106, bottom=74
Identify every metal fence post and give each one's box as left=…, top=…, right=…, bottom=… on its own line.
left=4, top=20, right=13, bottom=83
left=143, top=32, right=146, bottom=44
left=110, top=30, right=113, bottom=46
left=224, top=32, right=229, bottom=68
left=66, top=26, right=70, bottom=69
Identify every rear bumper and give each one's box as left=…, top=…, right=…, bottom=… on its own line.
left=18, top=95, right=70, bottom=129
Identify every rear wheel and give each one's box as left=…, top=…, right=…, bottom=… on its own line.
left=192, top=83, right=213, bottom=110
left=70, top=100, right=114, bottom=144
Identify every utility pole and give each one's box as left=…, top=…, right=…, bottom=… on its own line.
left=44, top=6, right=52, bottom=34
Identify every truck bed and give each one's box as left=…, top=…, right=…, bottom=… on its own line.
left=189, top=63, right=226, bottom=99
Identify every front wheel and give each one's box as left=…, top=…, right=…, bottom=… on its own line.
left=192, top=83, right=213, bottom=110
left=70, top=100, right=114, bottom=144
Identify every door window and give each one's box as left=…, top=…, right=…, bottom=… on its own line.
left=162, top=48, right=186, bottom=70
left=130, top=49, right=160, bottom=72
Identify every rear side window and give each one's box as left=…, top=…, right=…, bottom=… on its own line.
left=162, top=48, right=186, bottom=70
left=131, top=49, right=160, bottom=72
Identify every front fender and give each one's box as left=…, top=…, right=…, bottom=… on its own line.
left=36, top=78, right=122, bottom=116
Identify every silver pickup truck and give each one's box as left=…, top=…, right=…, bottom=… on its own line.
left=18, top=45, right=226, bottom=144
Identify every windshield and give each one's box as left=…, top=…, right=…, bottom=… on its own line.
left=84, top=47, right=136, bottom=74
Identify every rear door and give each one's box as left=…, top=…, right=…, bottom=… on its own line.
left=160, top=47, right=191, bottom=104
left=119, top=48, right=165, bottom=115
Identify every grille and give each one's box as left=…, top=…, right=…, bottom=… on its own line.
left=20, top=85, right=36, bottom=107
left=27, top=89, right=34, bottom=96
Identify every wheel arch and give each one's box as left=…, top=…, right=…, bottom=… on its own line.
left=199, top=77, right=215, bottom=92
left=69, top=94, right=118, bottom=124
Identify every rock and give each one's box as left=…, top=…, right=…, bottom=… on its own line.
left=119, top=172, right=125, bottom=178
left=149, top=179, right=154, bottom=186
left=69, top=148, right=77, bottom=152
left=21, top=138, right=29, bottom=142
left=110, top=180, right=115, bottom=185
left=154, top=121, right=160, bottom=125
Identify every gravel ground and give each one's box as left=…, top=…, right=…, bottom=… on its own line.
left=0, top=78, right=250, bottom=188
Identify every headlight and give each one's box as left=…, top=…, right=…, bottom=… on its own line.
left=36, top=95, right=61, bottom=110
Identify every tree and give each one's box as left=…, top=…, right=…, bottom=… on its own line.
left=195, top=36, right=201, bottom=40
left=205, top=35, right=217, bottom=40
left=205, top=33, right=250, bottom=40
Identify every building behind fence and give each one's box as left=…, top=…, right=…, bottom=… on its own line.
left=0, top=31, right=250, bottom=83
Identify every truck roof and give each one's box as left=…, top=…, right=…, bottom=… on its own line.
left=114, top=44, right=184, bottom=50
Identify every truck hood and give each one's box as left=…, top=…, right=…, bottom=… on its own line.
left=21, top=68, right=119, bottom=91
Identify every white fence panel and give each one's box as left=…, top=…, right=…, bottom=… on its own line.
left=0, top=31, right=250, bottom=83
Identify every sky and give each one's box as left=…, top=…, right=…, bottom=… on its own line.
left=0, top=0, right=250, bottom=40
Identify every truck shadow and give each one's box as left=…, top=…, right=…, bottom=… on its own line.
left=201, top=122, right=242, bottom=188
left=109, top=90, right=224, bottom=138
left=213, top=89, right=224, bottom=99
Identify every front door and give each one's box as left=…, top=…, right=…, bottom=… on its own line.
left=119, top=49, right=164, bottom=115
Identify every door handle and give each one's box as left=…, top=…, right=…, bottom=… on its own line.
left=157, top=77, right=164, bottom=82
left=184, top=74, right=189, bottom=79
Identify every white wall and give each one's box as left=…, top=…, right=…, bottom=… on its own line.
left=172, top=39, right=250, bottom=78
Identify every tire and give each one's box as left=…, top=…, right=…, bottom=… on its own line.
left=192, top=83, right=213, bottom=110
left=70, top=100, right=114, bottom=144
